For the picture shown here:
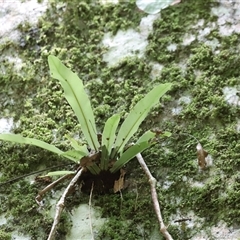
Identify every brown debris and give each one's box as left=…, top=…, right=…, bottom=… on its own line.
left=80, top=152, right=101, bottom=168
left=113, top=169, right=126, bottom=193
left=196, top=142, right=208, bottom=169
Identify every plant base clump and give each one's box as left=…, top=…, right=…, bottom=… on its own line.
left=79, top=169, right=122, bottom=194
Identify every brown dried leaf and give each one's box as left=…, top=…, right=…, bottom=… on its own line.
left=114, top=169, right=126, bottom=193
left=80, top=152, right=100, bottom=168
left=196, top=143, right=208, bottom=169
left=35, top=176, right=52, bottom=184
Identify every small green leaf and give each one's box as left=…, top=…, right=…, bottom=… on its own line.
left=44, top=171, right=75, bottom=177
left=136, top=0, right=175, bottom=14
left=136, top=130, right=156, bottom=144
left=112, top=83, right=171, bottom=158
left=101, top=114, right=120, bottom=170
left=161, top=131, right=172, bottom=137
left=61, top=149, right=88, bottom=163
left=110, top=142, right=150, bottom=173
left=136, top=130, right=172, bottom=145
left=48, top=55, right=99, bottom=151
left=100, top=145, right=109, bottom=171
left=65, top=135, right=89, bottom=152
left=102, top=114, right=120, bottom=153
left=0, top=134, right=63, bottom=155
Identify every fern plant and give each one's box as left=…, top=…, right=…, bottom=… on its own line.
left=0, top=55, right=171, bottom=177
left=0, top=56, right=173, bottom=240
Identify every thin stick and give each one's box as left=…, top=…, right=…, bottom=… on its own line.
left=89, top=182, right=94, bottom=240
left=136, top=153, right=173, bottom=240
left=36, top=174, right=73, bottom=205
left=180, top=132, right=199, bottom=143
left=47, top=168, right=84, bottom=240
left=0, top=163, right=72, bottom=187
left=134, top=186, right=139, bottom=211
left=119, top=190, right=123, bottom=214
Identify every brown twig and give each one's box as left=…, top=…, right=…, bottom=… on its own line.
left=47, top=168, right=84, bottom=240
left=0, top=163, right=72, bottom=188
left=119, top=190, right=123, bottom=214
left=136, top=153, right=173, bottom=240
left=36, top=174, right=73, bottom=205
left=174, top=218, right=191, bottom=223
left=89, top=182, right=94, bottom=240
left=134, top=186, right=139, bottom=211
